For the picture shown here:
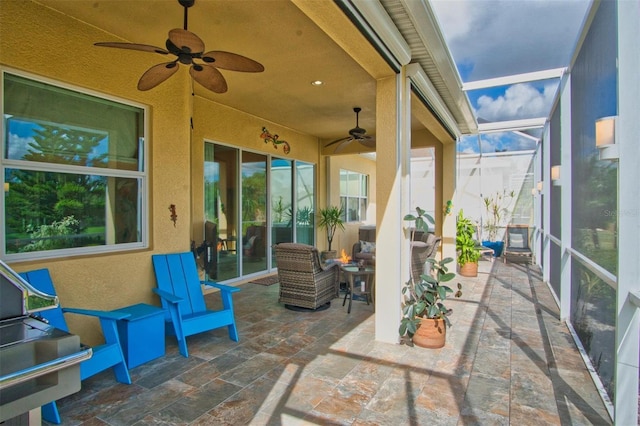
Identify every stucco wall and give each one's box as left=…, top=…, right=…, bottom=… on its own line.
left=0, top=1, right=195, bottom=344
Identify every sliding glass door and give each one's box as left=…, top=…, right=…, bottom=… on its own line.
left=204, top=142, right=315, bottom=282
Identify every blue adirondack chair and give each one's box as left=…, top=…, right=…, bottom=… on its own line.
left=151, top=252, right=241, bottom=357
left=19, top=268, right=132, bottom=424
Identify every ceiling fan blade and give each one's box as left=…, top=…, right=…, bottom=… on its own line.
left=357, top=137, right=376, bottom=148
left=137, top=62, right=179, bottom=91
left=324, top=136, right=351, bottom=148
left=201, top=51, right=265, bottom=72
left=190, top=64, right=228, bottom=93
left=168, top=28, right=204, bottom=53
left=94, top=42, right=169, bottom=55
left=333, top=139, right=354, bottom=153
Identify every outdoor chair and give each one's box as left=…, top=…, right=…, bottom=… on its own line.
left=352, top=225, right=376, bottom=265
left=19, top=268, right=132, bottom=424
left=151, top=252, right=241, bottom=358
left=503, top=225, right=533, bottom=264
left=274, top=243, right=340, bottom=311
left=410, top=233, right=442, bottom=282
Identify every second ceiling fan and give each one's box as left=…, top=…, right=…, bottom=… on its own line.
left=325, top=107, right=375, bottom=153
left=94, top=0, right=264, bottom=93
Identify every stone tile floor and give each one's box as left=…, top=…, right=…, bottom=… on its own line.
left=47, top=260, right=612, bottom=425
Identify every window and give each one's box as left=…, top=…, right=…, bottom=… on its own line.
left=339, top=169, right=367, bottom=222
left=2, top=71, right=147, bottom=260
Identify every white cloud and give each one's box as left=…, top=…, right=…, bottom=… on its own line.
left=431, top=0, right=591, bottom=81
left=8, top=133, right=32, bottom=160
left=475, top=82, right=557, bottom=122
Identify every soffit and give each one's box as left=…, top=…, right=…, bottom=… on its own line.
left=379, top=0, right=476, bottom=135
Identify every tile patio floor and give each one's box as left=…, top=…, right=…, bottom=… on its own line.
left=47, top=259, right=612, bottom=425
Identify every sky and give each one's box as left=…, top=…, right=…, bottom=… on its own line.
left=430, top=0, right=592, bottom=153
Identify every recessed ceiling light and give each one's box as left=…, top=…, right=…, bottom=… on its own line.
left=311, top=80, right=324, bottom=86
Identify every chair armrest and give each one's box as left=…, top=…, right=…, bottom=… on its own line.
left=62, top=307, right=131, bottom=321
left=201, top=281, right=241, bottom=293
left=153, top=288, right=183, bottom=304
left=320, top=262, right=340, bottom=273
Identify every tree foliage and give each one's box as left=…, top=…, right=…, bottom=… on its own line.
left=5, top=124, right=107, bottom=250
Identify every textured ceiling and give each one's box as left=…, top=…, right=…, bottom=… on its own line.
left=35, top=0, right=379, bottom=144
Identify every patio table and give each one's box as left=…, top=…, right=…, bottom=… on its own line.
left=340, top=264, right=375, bottom=314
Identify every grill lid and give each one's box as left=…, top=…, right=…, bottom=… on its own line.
left=0, top=260, right=58, bottom=321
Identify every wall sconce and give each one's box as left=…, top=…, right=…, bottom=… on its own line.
left=531, top=188, right=538, bottom=196
left=595, top=116, right=619, bottom=161
left=551, top=165, right=561, bottom=186
left=3, top=182, right=8, bottom=192
left=536, top=181, right=543, bottom=193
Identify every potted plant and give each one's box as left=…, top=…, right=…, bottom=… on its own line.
left=456, top=209, right=481, bottom=277
left=482, top=190, right=514, bottom=257
left=399, top=207, right=462, bottom=348
left=317, top=205, right=345, bottom=261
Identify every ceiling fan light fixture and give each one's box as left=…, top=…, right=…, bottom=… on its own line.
left=324, top=107, right=376, bottom=153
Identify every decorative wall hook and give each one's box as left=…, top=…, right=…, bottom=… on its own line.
left=169, top=204, right=177, bottom=227
left=444, top=200, right=453, bottom=216
left=261, top=127, right=290, bottom=154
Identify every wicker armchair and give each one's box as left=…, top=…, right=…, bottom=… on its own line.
left=275, top=243, right=341, bottom=310
left=410, top=233, right=442, bottom=282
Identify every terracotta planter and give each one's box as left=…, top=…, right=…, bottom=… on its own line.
left=459, top=261, right=478, bottom=277
left=413, top=317, right=446, bottom=348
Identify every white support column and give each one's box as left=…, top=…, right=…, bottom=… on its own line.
left=614, top=0, right=640, bottom=423
left=374, top=70, right=409, bottom=343
left=559, top=74, right=572, bottom=321
left=533, top=146, right=542, bottom=267
left=542, top=125, right=551, bottom=283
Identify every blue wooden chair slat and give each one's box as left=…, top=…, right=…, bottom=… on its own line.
left=152, top=252, right=240, bottom=358
left=19, top=268, right=132, bottom=425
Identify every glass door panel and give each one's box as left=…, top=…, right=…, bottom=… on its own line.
left=271, top=158, right=293, bottom=267
left=204, top=143, right=239, bottom=281
left=296, top=161, right=315, bottom=245
left=241, top=151, right=267, bottom=275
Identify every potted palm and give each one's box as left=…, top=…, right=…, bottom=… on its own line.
left=482, top=190, right=514, bottom=257
left=456, top=210, right=481, bottom=277
left=399, top=207, right=462, bottom=348
left=317, top=205, right=345, bottom=261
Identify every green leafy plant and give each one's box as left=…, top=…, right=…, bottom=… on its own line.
left=456, top=210, right=481, bottom=265
left=399, top=207, right=462, bottom=340
left=23, top=215, right=81, bottom=252
left=482, top=190, right=514, bottom=241
left=317, top=205, right=344, bottom=251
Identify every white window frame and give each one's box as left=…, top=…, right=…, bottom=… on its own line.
left=339, top=169, right=368, bottom=223
left=0, top=67, right=149, bottom=261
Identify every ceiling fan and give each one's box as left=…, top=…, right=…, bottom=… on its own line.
left=94, top=0, right=264, bottom=93
left=325, top=107, right=376, bottom=153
